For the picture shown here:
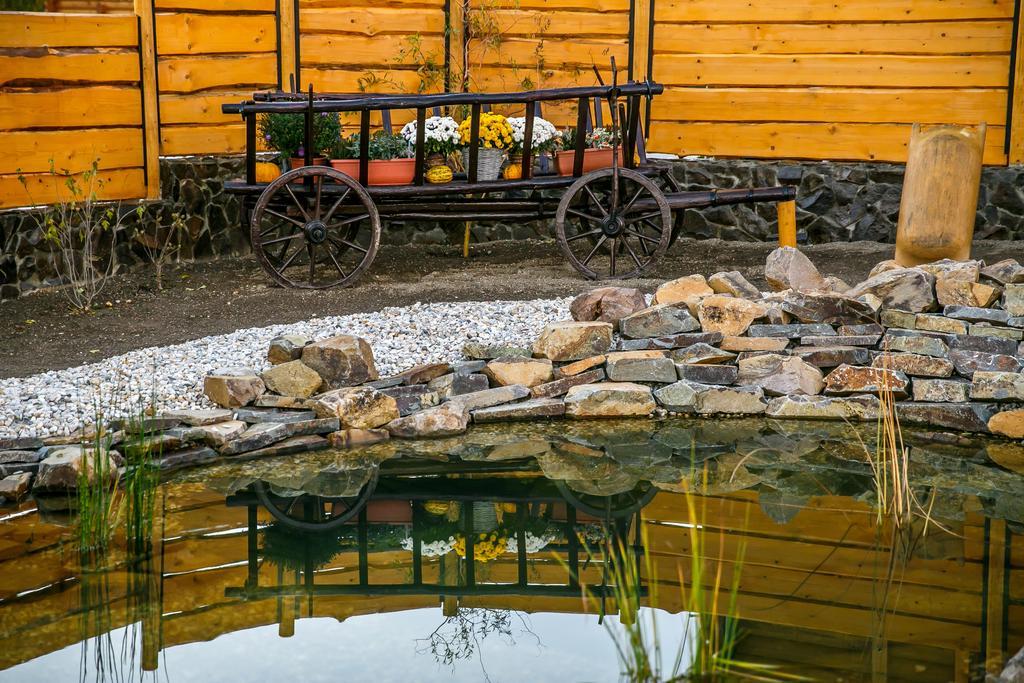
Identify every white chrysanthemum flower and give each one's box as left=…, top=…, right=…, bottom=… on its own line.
left=507, top=116, right=558, bottom=149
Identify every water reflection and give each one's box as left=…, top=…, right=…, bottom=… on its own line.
left=1, top=417, right=1022, bottom=681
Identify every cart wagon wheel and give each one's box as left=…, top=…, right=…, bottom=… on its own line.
left=657, top=170, right=688, bottom=249
left=250, top=165, right=380, bottom=289
left=555, top=167, right=671, bottom=280
left=253, top=469, right=379, bottom=533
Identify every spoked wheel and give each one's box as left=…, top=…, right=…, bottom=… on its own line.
left=555, top=480, right=658, bottom=519
left=657, top=170, right=688, bottom=249
left=555, top=167, right=671, bottom=280
left=250, top=165, right=380, bottom=289
left=253, top=470, right=379, bottom=533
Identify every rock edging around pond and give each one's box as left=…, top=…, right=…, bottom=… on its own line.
left=2, top=249, right=1024, bottom=501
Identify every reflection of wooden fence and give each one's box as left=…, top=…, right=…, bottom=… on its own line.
left=1, top=0, right=1022, bottom=207
left=0, top=486, right=1021, bottom=678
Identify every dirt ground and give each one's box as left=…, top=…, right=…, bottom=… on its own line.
left=3, top=238, right=1023, bottom=379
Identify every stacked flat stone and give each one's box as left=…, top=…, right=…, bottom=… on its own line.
left=5, top=251, right=1024, bottom=502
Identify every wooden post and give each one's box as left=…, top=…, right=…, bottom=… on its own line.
left=777, top=199, right=797, bottom=247
left=984, top=518, right=1008, bottom=675
left=278, top=0, right=298, bottom=92
left=134, top=0, right=160, bottom=199
left=1010, top=3, right=1024, bottom=164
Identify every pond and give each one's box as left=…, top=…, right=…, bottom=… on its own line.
left=1, top=418, right=1022, bottom=682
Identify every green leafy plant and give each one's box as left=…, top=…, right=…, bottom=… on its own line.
left=258, top=111, right=341, bottom=159
left=330, top=131, right=413, bottom=160
left=18, top=159, right=136, bottom=313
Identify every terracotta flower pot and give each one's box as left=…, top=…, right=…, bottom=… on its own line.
left=288, top=157, right=327, bottom=183
left=554, top=148, right=624, bottom=176
left=330, top=158, right=416, bottom=186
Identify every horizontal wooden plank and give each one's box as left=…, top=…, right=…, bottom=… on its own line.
left=0, top=12, right=137, bottom=49
left=654, top=87, right=1008, bottom=124
left=512, top=0, right=631, bottom=9
left=299, top=0, right=445, bottom=7
left=0, top=127, right=143, bottom=174
left=154, top=0, right=276, bottom=10
left=0, top=85, right=141, bottom=130
left=489, top=9, right=630, bottom=37
left=303, top=67, right=435, bottom=93
left=653, top=54, right=1010, bottom=88
left=159, top=91, right=254, bottom=125
left=654, top=0, right=1015, bottom=23
left=477, top=37, right=629, bottom=69
left=653, top=20, right=1014, bottom=55
left=299, top=7, right=446, bottom=35
left=648, top=120, right=1008, bottom=164
left=0, top=167, right=146, bottom=209
left=157, top=53, right=277, bottom=93
left=155, top=12, right=276, bottom=55
left=0, top=51, right=139, bottom=86
left=160, top=123, right=247, bottom=155
left=301, top=34, right=446, bottom=67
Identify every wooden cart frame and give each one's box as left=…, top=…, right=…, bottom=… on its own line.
left=224, top=71, right=796, bottom=288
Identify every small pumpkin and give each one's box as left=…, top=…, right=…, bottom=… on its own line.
left=502, top=163, right=522, bottom=180
left=255, top=161, right=282, bottom=183
left=425, top=164, right=453, bottom=184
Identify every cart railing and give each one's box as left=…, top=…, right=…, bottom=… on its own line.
left=223, top=81, right=664, bottom=188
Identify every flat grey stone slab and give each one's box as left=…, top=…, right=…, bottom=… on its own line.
left=472, top=398, right=566, bottom=423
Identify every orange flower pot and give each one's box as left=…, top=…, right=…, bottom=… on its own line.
left=288, top=157, right=327, bottom=183
left=554, top=148, right=624, bottom=176
left=330, top=158, right=416, bottom=186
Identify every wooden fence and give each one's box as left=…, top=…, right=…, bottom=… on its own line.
left=0, top=0, right=1022, bottom=208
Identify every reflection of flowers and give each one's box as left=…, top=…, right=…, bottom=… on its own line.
left=505, top=528, right=559, bottom=554
left=454, top=531, right=508, bottom=562
left=401, top=535, right=456, bottom=557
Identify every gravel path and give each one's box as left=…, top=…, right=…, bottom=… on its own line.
left=0, top=298, right=572, bottom=438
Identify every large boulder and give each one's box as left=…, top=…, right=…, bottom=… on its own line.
left=620, top=303, right=700, bottom=338
left=764, top=247, right=827, bottom=292
left=385, top=403, right=471, bottom=438
left=652, top=275, right=714, bottom=306
left=313, top=386, right=400, bottom=429
left=203, top=368, right=266, bottom=408
left=845, top=268, right=937, bottom=313
left=735, top=354, right=823, bottom=396
left=301, top=335, right=379, bottom=389
left=570, top=287, right=647, bottom=328
left=697, top=295, right=767, bottom=336
left=260, top=360, right=323, bottom=398
left=533, top=321, right=613, bottom=361
left=564, top=382, right=656, bottom=418
left=33, top=445, right=120, bottom=494
left=267, top=334, right=311, bottom=365
left=484, top=357, right=554, bottom=387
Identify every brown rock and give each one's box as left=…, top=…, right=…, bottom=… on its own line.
left=970, top=371, right=1024, bottom=401
left=896, top=402, right=998, bottom=433
left=472, top=398, right=566, bottom=423
left=33, top=445, right=119, bottom=493
left=823, top=364, right=910, bottom=397
left=914, top=314, right=968, bottom=335
left=869, top=260, right=902, bottom=278
left=654, top=382, right=766, bottom=415
left=555, top=355, right=605, bottom=378
left=935, top=278, right=1000, bottom=308
left=531, top=368, right=606, bottom=399
left=949, top=349, right=1023, bottom=378
left=782, top=292, right=877, bottom=325
left=765, top=394, right=879, bottom=421
left=570, top=287, right=647, bottom=328
left=653, top=274, right=714, bottom=306
left=484, top=356, right=554, bottom=387
left=203, top=368, right=266, bottom=408
left=1003, top=283, right=1024, bottom=317
left=765, top=246, right=827, bottom=292
left=606, top=352, right=677, bottom=383
left=0, top=472, right=32, bottom=501
left=260, top=360, right=323, bottom=398
left=195, top=420, right=248, bottom=448
left=160, top=408, right=234, bottom=426
left=917, top=259, right=982, bottom=282
left=981, top=258, right=1024, bottom=285
left=719, top=336, right=789, bottom=353
left=671, top=343, right=737, bottom=365
left=989, top=409, right=1024, bottom=439
left=912, top=378, right=970, bottom=403
left=386, top=402, right=471, bottom=438
left=697, top=295, right=767, bottom=336
left=449, top=385, right=530, bottom=411
left=267, top=334, right=311, bottom=365
left=395, top=362, right=453, bottom=386
left=846, top=268, right=937, bottom=313
left=736, top=354, right=823, bottom=396
left=313, top=386, right=400, bottom=429
left=327, top=428, right=390, bottom=448
left=708, top=271, right=762, bottom=299
left=301, top=335, right=379, bottom=389
left=620, top=303, right=700, bottom=338
left=564, top=382, right=656, bottom=418
left=872, top=352, right=954, bottom=378
left=533, top=321, right=613, bottom=361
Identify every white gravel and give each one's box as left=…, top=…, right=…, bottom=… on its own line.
left=0, top=298, right=572, bottom=439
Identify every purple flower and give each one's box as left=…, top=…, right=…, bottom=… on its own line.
left=296, top=146, right=304, bottom=157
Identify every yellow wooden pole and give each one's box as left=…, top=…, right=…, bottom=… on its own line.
left=134, top=0, right=161, bottom=199
left=1009, top=7, right=1024, bottom=164
left=777, top=199, right=797, bottom=248
left=278, top=0, right=297, bottom=91
left=463, top=221, right=471, bottom=258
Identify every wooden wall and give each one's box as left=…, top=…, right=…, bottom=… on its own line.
left=44, top=0, right=132, bottom=12
left=646, top=0, right=1018, bottom=164
left=0, top=12, right=153, bottom=208
left=154, top=0, right=279, bottom=156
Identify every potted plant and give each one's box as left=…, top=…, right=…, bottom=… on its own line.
left=400, top=115, right=460, bottom=184
left=458, top=112, right=513, bottom=181
left=554, top=126, right=624, bottom=176
left=330, top=130, right=415, bottom=185
left=503, top=115, right=559, bottom=180
left=258, top=111, right=341, bottom=171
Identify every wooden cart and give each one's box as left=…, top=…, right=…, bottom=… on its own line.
left=223, top=73, right=796, bottom=288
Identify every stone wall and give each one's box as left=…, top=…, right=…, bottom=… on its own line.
left=2, top=155, right=1023, bottom=299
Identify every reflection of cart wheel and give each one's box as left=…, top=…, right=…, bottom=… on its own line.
left=657, top=171, right=687, bottom=249
left=253, top=470, right=378, bottom=532
left=555, top=480, right=658, bottom=519
left=250, top=166, right=380, bottom=289
left=555, top=168, right=671, bottom=280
